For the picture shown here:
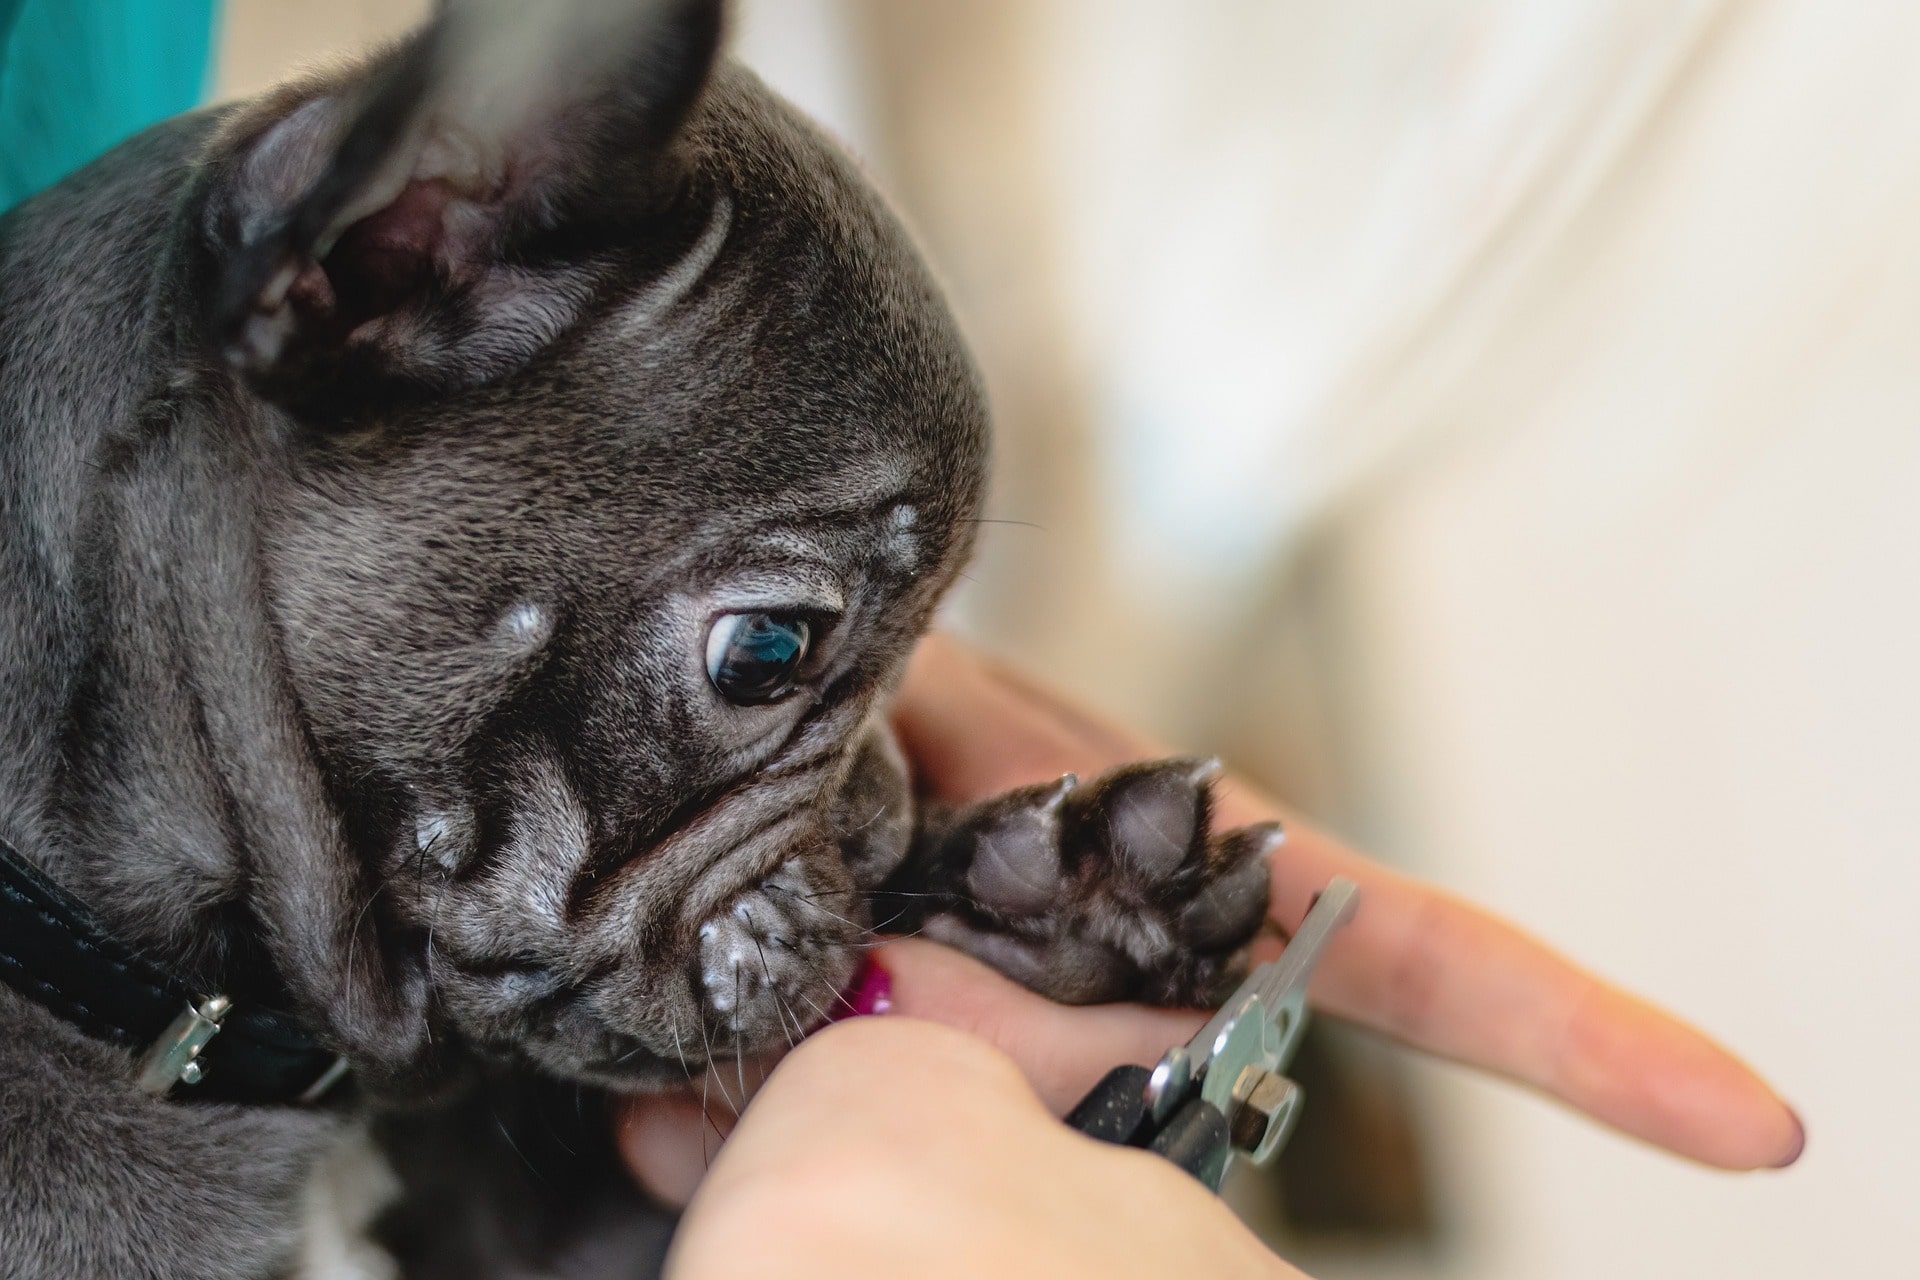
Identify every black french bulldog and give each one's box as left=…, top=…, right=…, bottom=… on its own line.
left=0, top=3, right=1275, bottom=1275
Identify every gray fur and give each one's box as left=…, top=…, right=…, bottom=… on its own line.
left=0, top=5, right=1267, bottom=1276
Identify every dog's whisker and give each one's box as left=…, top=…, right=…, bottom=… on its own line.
left=829, top=802, right=891, bottom=838
left=670, top=1013, right=726, bottom=1157
left=669, top=1013, right=693, bottom=1082
left=694, top=1010, right=737, bottom=1118
left=491, top=1107, right=548, bottom=1187
left=817, top=923, right=925, bottom=949
left=732, top=967, right=750, bottom=1116
left=765, top=884, right=872, bottom=937
left=794, top=984, right=835, bottom=1028
left=848, top=888, right=955, bottom=901
left=775, top=979, right=811, bottom=1044
left=786, top=947, right=863, bottom=1019
left=957, top=516, right=1045, bottom=530
left=700, top=1059, right=717, bottom=1168
left=748, top=933, right=796, bottom=1051
left=342, top=873, right=400, bottom=1032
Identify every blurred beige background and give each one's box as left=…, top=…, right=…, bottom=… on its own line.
left=222, top=2, right=1916, bottom=1277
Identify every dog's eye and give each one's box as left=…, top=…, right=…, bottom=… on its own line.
left=705, top=613, right=812, bottom=705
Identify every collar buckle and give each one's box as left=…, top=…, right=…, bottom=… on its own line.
left=135, top=994, right=231, bottom=1094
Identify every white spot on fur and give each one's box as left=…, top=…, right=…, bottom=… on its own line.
left=700, top=918, right=756, bottom=1020
left=885, top=503, right=920, bottom=565
left=414, top=810, right=467, bottom=872
left=414, top=810, right=450, bottom=853
left=499, top=601, right=550, bottom=647
left=496, top=969, right=559, bottom=1001
left=297, top=1123, right=402, bottom=1280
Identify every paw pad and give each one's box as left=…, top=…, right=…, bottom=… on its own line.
left=887, top=758, right=1277, bottom=1007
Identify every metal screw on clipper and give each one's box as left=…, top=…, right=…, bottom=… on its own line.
left=1064, top=877, right=1361, bottom=1201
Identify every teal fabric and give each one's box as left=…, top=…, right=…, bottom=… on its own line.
left=0, top=0, right=220, bottom=212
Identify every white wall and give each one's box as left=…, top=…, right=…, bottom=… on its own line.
left=214, top=0, right=429, bottom=100
left=1312, top=6, right=1920, bottom=1271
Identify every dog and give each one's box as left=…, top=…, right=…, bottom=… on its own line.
left=0, top=3, right=1276, bottom=1275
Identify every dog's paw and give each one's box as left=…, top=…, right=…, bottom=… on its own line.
left=891, top=759, right=1276, bottom=1007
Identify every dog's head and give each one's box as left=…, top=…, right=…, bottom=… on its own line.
left=188, top=1, right=985, bottom=1087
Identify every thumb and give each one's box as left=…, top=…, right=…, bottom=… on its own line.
left=617, top=938, right=1211, bottom=1206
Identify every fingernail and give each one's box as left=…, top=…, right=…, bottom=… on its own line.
left=832, top=955, right=893, bottom=1020
left=1772, top=1108, right=1806, bottom=1168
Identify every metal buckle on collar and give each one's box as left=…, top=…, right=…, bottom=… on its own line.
left=135, top=994, right=230, bottom=1094
left=134, top=993, right=351, bottom=1104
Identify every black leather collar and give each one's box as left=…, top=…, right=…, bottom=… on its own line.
left=0, top=835, right=350, bottom=1106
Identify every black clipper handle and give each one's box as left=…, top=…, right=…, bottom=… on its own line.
left=1067, top=1064, right=1233, bottom=1191
left=1146, top=1097, right=1233, bottom=1191
left=1064, top=1064, right=1155, bottom=1146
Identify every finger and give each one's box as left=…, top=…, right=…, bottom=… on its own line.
left=618, top=1051, right=777, bottom=1208
left=620, top=1090, right=724, bottom=1208
left=1235, top=807, right=1804, bottom=1172
left=867, top=937, right=1206, bottom=1114
left=893, top=633, right=1156, bottom=804
left=895, top=633, right=1803, bottom=1170
left=620, top=938, right=1210, bottom=1206
left=668, top=1019, right=1311, bottom=1280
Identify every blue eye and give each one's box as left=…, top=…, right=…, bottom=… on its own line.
left=705, top=613, right=812, bottom=705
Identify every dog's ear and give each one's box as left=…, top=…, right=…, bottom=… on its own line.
left=197, top=0, right=724, bottom=420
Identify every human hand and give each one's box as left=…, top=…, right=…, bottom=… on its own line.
left=663, top=1015, right=1302, bottom=1280
left=890, top=633, right=1803, bottom=1171
left=621, top=631, right=1801, bottom=1206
